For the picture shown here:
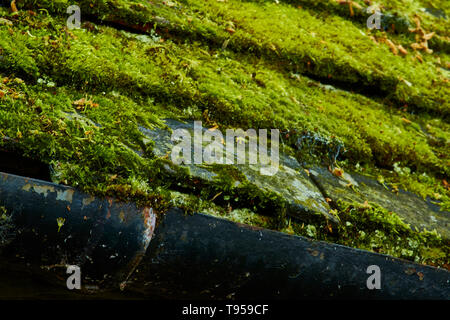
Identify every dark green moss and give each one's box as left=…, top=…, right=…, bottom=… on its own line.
left=283, top=200, right=449, bottom=267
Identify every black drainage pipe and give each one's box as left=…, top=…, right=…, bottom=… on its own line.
left=0, top=172, right=449, bottom=299
left=0, top=171, right=156, bottom=294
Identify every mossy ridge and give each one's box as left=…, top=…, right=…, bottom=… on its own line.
left=0, top=9, right=448, bottom=205
left=15, top=0, right=450, bottom=117
left=242, top=0, right=449, bottom=50
left=181, top=0, right=448, bottom=114
left=18, top=0, right=450, bottom=57
left=174, top=0, right=449, bottom=117
left=1, top=9, right=448, bottom=179
left=0, top=73, right=175, bottom=211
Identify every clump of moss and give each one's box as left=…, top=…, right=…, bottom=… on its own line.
left=170, top=191, right=280, bottom=229
left=284, top=200, right=449, bottom=268
left=334, top=200, right=449, bottom=267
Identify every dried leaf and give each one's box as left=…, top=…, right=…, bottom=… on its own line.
left=409, top=16, right=434, bottom=55
left=385, top=39, right=398, bottom=55
left=423, top=32, right=435, bottom=40
left=10, top=0, right=17, bottom=12
left=398, top=45, right=408, bottom=55
left=332, top=167, right=344, bottom=177
left=73, top=98, right=99, bottom=109
left=369, top=36, right=378, bottom=44
left=401, top=117, right=412, bottom=124
left=412, top=16, right=421, bottom=31
left=443, top=179, right=449, bottom=190
left=225, top=27, right=235, bottom=34
left=362, top=201, right=371, bottom=209
left=73, top=98, right=86, bottom=106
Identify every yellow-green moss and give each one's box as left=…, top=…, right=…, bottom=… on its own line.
left=0, top=1, right=448, bottom=269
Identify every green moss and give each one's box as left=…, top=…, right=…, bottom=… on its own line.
left=1, top=8, right=447, bottom=180
left=171, top=190, right=279, bottom=229
left=286, top=200, right=449, bottom=267
left=13, top=0, right=450, bottom=114
left=0, top=1, right=448, bottom=269
left=334, top=200, right=449, bottom=266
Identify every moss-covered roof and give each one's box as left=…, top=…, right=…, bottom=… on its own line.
left=0, top=0, right=448, bottom=268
